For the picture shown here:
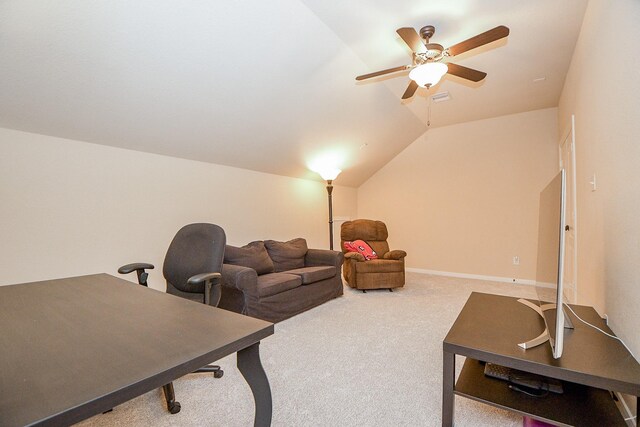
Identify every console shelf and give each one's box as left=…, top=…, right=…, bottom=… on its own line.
left=455, top=358, right=625, bottom=426
left=442, top=292, right=640, bottom=426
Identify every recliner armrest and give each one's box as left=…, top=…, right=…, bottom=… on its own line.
left=221, top=264, right=259, bottom=296
left=305, top=249, right=344, bottom=269
left=383, top=250, right=407, bottom=260
left=344, top=252, right=366, bottom=262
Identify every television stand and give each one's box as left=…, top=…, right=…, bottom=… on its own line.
left=442, top=292, right=640, bottom=426
left=516, top=298, right=574, bottom=350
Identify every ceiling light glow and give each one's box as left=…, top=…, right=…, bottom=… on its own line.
left=409, top=62, right=448, bottom=88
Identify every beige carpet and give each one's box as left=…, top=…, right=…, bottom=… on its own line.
left=78, top=272, right=537, bottom=426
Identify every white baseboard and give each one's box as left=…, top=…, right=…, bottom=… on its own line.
left=406, top=267, right=536, bottom=286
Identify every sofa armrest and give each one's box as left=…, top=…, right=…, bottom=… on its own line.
left=305, top=248, right=344, bottom=269
left=383, top=250, right=407, bottom=260
left=221, top=263, right=259, bottom=296
left=344, top=252, right=365, bottom=262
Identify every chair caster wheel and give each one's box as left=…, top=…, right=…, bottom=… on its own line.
left=168, top=401, right=181, bottom=414
left=214, top=370, right=224, bottom=379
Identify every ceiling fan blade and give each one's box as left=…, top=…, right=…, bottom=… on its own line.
left=355, top=65, right=410, bottom=81
left=396, top=27, right=427, bottom=54
left=401, top=80, right=419, bottom=99
left=446, top=63, right=487, bottom=82
left=447, top=25, right=510, bottom=57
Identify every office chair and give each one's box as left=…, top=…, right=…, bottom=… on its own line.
left=118, top=223, right=226, bottom=414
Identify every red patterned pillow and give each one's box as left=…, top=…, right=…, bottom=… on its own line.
left=343, top=240, right=378, bottom=260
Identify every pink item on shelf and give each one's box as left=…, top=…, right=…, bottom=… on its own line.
left=523, top=416, right=555, bottom=427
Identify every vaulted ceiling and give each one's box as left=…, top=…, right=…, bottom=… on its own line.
left=0, top=0, right=587, bottom=187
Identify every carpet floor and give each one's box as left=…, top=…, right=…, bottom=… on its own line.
left=78, top=272, right=538, bottom=426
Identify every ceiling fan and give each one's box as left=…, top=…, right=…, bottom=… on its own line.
left=356, top=25, right=510, bottom=99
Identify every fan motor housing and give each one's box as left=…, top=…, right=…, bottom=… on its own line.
left=414, top=43, right=444, bottom=64
left=425, top=43, right=444, bottom=59
left=417, top=25, right=444, bottom=62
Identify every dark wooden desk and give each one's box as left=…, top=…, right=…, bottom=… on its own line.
left=0, top=274, right=274, bottom=427
left=443, top=292, right=640, bottom=426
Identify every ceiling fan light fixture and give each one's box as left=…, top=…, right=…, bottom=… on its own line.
left=409, top=62, right=448, bottom=88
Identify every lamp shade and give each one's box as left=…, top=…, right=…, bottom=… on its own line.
left=318, top=168, right=341, bottom=181
left=409, top=62, right=448, bottom=88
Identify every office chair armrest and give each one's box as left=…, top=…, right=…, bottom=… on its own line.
left=344, top=252, right=366, bottom=262
left=188, top=272, right=222, bottom=306
left=187, top=272, right=221, bottom=286
left=118, top=263, right=155, bottom=286
left=118, top=263, right=155, bottom=274
left=383, top=250, right=407, bottom=260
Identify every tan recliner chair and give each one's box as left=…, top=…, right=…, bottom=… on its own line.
left=340, top=219, right=407, bottom=292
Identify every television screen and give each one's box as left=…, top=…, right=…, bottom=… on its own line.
left=535, top=169, right=567, bottom=359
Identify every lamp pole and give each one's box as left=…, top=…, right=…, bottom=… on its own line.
left=326, top=179, right=334, bottom=250
left=315, top=167, right=341, bottom=251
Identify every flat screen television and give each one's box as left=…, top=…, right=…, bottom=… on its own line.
left=518, top=169, right=572, bottom=358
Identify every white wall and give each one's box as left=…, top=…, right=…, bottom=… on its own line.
left=358, top=108, right=558, bottom=282
left=0, top=127, right=357, bottom=290
left=558, top=0, right=640, bottom=357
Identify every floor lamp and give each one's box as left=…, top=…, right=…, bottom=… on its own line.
left=318, top=168, right=341, bottom=250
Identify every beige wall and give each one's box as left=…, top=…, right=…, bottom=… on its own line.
left=0, top=127, right=357, bottom=290
left=558, top=0, right=640, bottom=356
left=358, top=108, right=558, bottom=282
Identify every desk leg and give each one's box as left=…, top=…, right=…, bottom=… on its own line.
left=442, top=350, right=455, bottom=427
left=237, top=342, right=272, bottom=427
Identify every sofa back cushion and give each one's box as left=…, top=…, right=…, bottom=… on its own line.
left=264, top=238, right=308, bottom=272
left=224, top=241, right=275, bottom=275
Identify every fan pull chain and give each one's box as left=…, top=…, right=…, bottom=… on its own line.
left=427, top=95, right=432, bottom=127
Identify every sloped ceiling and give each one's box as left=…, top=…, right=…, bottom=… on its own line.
left=0, top=0, right=587, bottom=187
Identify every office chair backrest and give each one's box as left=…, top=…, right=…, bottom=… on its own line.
left=163, top=223, right=226, bottom=294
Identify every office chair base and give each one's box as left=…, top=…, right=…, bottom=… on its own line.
left=167, top=402, right=181, bottom=414
left=162, top=383, right=181, bottom=414
left=197, top=364, right=224, bottom=378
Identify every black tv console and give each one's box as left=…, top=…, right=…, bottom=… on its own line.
left=442, top=292, right=640, bottom=426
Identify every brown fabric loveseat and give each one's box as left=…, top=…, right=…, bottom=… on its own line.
left=341, top=219, right=407, bottom=291
left=218, top=238, right=344, bottom=323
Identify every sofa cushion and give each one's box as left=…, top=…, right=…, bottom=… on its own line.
left=286, top=266, right=336, bottom=285
left=224, top=241, right=274, bottom=275
left=354, top=259, right=404, bottom=273
left=256, top=273, right=302, bottom=297
left=264, top=238, right=308, bottom=272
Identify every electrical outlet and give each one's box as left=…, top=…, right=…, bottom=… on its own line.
left=512, top=256, right=520, bottom=265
